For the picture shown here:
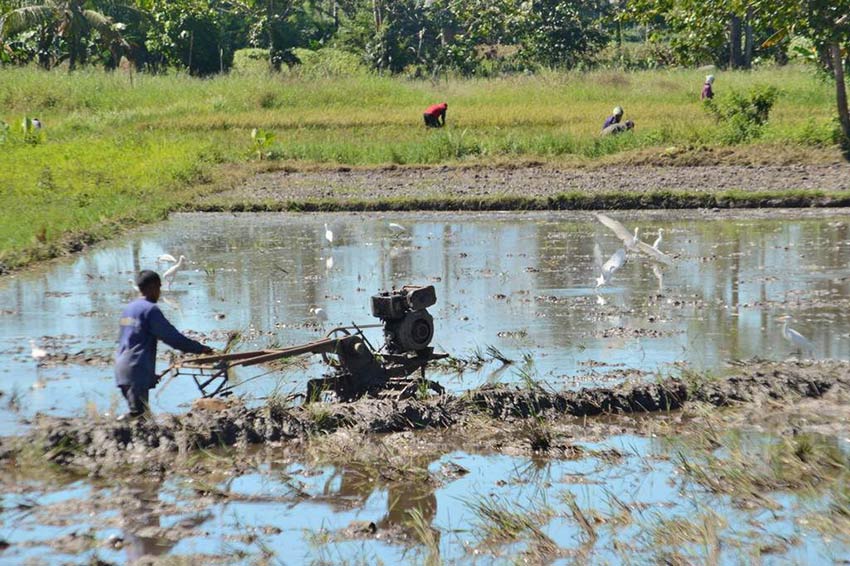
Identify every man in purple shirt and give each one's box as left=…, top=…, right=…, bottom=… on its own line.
left=115, top=270, right=212, bottom=419
left=603, top=106, right=624, bottom=130
left=701, top=75, right=715, bottom=100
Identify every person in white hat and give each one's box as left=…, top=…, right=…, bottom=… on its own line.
left=603, top=106, right=624, bottom=130
left=702, top=75, right=715, bottom=100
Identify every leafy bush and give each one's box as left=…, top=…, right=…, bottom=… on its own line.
left=233, top=49, right=270, bottom=75
left=250, top=128, right=278, bottom=160
left=291, top=48, right=367, bottom=78
left=704, top=85, right=779, bottom=143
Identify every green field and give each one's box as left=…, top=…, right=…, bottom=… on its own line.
left=0, top=65, right=843, bottom=271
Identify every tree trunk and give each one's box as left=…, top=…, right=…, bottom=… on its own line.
left=830, top=42, right=850, bottom=150
left=729, top=14, right=742, bottom=69
left=743, top=6, right=753, bottom=69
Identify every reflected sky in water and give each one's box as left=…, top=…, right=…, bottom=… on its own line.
left=1, top=209, right=850, bottom=432
left=3, top=433, right=849, bottom=565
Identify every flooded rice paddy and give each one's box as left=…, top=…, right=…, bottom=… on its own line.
left=2, top=209, right=850, bottom=564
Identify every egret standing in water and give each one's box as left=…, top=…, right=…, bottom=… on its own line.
left=30, top=340, right=47, bottom=366
left=777, top=315, right=813, bottom=356
left=388, top=223, right=406, bottom=235
left=30, top=340, right=48, bottom=389
left=653, top=228, right=664, bottom=251
left=594, top=213, right=672, bottom=266
left=324, top=223, right=334, bottom=245
left=162, top=255, right=186, bottom=290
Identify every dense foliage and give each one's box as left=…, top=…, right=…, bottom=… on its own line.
left=0, top=0, right=613, bottom=74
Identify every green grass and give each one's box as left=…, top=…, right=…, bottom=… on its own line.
left=0, top=64, right=843, bottom=270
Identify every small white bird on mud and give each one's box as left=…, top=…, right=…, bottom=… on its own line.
left=324, top=223, right=334, bottom=245
left=777, top=315, right=813, bottom=356
left=595, top=213, right=672, bottom=266
left=593, top=243, right=626, bottom=288
left=325, top=256, right=334, bottom=270
left=388, top=222, right=407, bottom=235
left=162, top=255, right=186, bottom=289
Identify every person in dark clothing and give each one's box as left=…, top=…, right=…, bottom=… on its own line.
left=601, top=120, right=635, bottom=136
left=423, top=102, right=447, bottom=127
left=603, top=106, right=624, bottom=130
left=701, top=75, right=715, bottom=100
left=115, top=270, right=212, bottom=419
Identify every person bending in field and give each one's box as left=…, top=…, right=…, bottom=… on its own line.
left=601, top=120, right=634, bottom=136
left=423, top=102, right=447, bottom=128
left=701, top=74, right=715, bottom=100
left=602, top=106, right=624, bottom=130
left=115, top=270, right=212, bottom=420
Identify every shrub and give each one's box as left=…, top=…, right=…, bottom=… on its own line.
left=291, top=48, right=367, bottom=78
left=704, top=85, right=779, bottom=143
left=232, top=48, right=271, bottom=75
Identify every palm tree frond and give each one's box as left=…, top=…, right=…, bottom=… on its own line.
left=0, top=6, right=56, bottom=39
left=82, top=9, right=113, bottom=30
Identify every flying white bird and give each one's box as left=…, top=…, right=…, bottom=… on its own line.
left=594, top=213, right=672, bottom=266
left=653, top=228, right=664, bottom=250
left=157, top=253, right=178, bottom=263
left=162, top=255, right=186, bottom=289
left=30, top=340, right=47, bottom=366
left=388, top=222, right=407, bottom=235
left=593, top=243, right=626, bottom=288
left=324, top=223, right=334, bottom=245
left=777, top=315, right=813, bottom=355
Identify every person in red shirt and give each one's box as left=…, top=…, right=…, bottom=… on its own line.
left=423, top=102, right=447, bottom=128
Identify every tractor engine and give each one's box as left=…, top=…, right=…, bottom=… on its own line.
left=371, top=285, right=436, bottom=354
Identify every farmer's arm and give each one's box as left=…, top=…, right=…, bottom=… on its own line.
left=148, top=307, right=211, bottom=354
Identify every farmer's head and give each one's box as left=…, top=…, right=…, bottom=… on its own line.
left=136, top=270, right=162, bottom=302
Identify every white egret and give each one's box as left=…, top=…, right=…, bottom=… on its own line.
left=157, top=253, right=177, bottom=263
left=30, top=340, right=47, bottom=366
left=388, top=222, right=407, bottom=235
left=651, top=264, right=664, bottom=292
left=325, top=256, right=334, bottom=270
left=777, top=315, right=813, bottom=355
left=162, top=255, right=186, bottom=289
left=324, top=223, right=334, bottom=245
left=593, top=243, right=626, bottom=288
left=653, top=228, right=664, bottom=250
left=594, top=213, right=672, bottom=266
left=310, top=307, right=328, bottom=326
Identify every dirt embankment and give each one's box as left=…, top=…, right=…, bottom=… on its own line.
left=5, top=360, right=848, bottom=474
left=197, top=163, right=850, bottom=211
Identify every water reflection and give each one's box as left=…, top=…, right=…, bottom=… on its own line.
left=1, top=210, right=849, bottom=431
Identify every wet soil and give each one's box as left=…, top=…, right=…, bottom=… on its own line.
left=200, top=164, right=850, bottom=210
left=6, top=360, right=847, bottom=474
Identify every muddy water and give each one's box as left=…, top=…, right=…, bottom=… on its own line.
left=3, top=431, right=850, bottom=564
left=2, top=209, right=850, bottom=433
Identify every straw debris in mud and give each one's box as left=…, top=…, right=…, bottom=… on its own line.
left=1, top=360, right=848, bottom=474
